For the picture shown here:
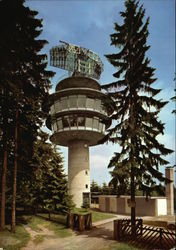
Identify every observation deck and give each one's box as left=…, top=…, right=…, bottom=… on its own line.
left=47, top=76, right=110, bottom=147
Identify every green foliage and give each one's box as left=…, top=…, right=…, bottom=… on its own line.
left=18, top=131, right=74, bottom=214
left=38, top=213, right=67, bottom=224
left=91, top=180, right=102, bottom=193
left=82, top=200, right=90, bottom=209
left=171, top=87, right=176, bottom=114
left=103, top=0, right=173, bottom=198
left=101, top=182, right=111, bottom=195
left=0, top=0, right=54, bottom=229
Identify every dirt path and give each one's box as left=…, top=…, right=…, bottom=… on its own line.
left=22, top=215, right=175, bottom=250
left=22, top=222, right=117, bottom=250
left=22, top=224, right=55, bottom=250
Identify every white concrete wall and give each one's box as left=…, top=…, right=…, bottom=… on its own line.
left=157, top=199, right=167, bottom=215
left=110, top=196, right=117, bottom=213
left=68, top=140, right=90, bottom=208
left=125, top=197, right=131, bottom=214
left=99, top=196, right=106, bottom=211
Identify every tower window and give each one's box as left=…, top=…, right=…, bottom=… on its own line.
left=85, top=170, right=88, bottom=175
left=85, top=184, right=88, bottom=189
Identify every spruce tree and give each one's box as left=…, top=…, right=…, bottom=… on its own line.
left=0, top=0, right=54, bottom=231
left=103, top=0, right=173, bottom=232
left=101, top=182, right=110, bottom=195
left=171, top=88, right=176, bottom=114
left=29, top=131, right=74, bottom=215
left=90, top=180, right=101, bottom=194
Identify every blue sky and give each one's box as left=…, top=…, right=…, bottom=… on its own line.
left=26, top=0, right=175, bottom=185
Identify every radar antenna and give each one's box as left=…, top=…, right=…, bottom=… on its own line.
left=50, top=41, right=104, bottom=80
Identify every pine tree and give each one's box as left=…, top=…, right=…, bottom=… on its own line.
left=103, top=0, right=173, bottom=233
left=90, top=180, right=101, bottom=194
left=171, top=89, right=176, bottom=114
left=101, top=182, right=110, bottom=195
left=0, top=0, right=54, bottom=231
left=28, top=131, right=74, bottom=215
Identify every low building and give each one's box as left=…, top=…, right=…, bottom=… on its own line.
left=98, top=168, right=174, bottom=217
left=99, top=195, right=167, bottom=216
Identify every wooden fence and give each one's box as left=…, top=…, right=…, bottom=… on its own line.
left=67, top=213, right=92, bottom=231
left=114, top=219, right=176, bottom=249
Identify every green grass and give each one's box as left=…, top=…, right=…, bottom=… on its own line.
left=28, top=215, right=72, bottom=237
left=71, top=208, right=116, bottom=222
left=71, top=207, right=90, bottom=215
left=101, top=242, right=140, bottom=250
left=43, top=219, right=73, bottom=237
left=0, top=215, right=73, bottom=250
left=91, top=210, right=116, bottom=223
left=33, top=234, right=45, bottom=245
left=0, top=224, right=30, bottom=250
left=38, top=213, right=67, bottom=224
left=23, top=215, right=42, bottom=231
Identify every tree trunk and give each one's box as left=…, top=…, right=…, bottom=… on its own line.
left=0, top=90, right=8, bottom=230
left=48, top=211, right=51, bottom=221
left=0, top=141, right=7, bottom=230
left=11, top=105, right=18, bottom=233
left=129, top=98, right=136, bottom=237
left=131, top=166, right=136, bottom=238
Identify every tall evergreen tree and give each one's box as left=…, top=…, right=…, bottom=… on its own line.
left=0, top=0, right=54, bottom=231
left=101, top=182, right=110, bottom=195
left=171, top=89, right=176, bottom=114
left=103, top=0, right=173, bottom=233
left=90, top=180, right=101, bottom=194
left=28, top=131, right=74, bottom=215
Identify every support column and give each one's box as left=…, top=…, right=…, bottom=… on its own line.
left=165, top=167, right=174, bottom=215
left=68, top=140, right=90, bottom=208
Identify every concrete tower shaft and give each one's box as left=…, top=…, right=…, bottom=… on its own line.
left=68, top=140, right=90, bottom=208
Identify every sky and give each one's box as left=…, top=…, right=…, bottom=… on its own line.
left=26, top=0, right=175, bottom=185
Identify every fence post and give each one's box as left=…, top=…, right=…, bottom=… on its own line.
left=159, top=228, right=163, bottom=249
left=114, top=220, right=118, bottom=240
left=85, top=213, right=92, bottom=230
left=78, top=215, right=85, bottom=231
left=140, top=219, right=143, bottom=236
left=67, top=213, right=74, bottom=229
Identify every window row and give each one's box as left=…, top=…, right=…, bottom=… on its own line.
left=50, top=95, right=106, bottom=115
left=52, top=116, right=105, bottom=133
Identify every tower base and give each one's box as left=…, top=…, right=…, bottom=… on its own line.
left=68, top=140, right=90, bottom=208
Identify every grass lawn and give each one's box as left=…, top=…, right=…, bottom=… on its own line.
left=0, top=224, right=30, bottom=250
left=38, top=209, right=116, bottom=224
left=0, top=215, right=73, bottom=250
left=37, top=212, right=67, bottom=224
left=102, top=242, right=140, bottom=250
left=71, top=208, right=116, bottom=222
left=33, top=234, right=46, bottom=245
left=23, top=215, right=73, bottom=237
left=91, top=210, right=116, bottom=223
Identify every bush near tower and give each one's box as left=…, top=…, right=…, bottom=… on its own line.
left=26, top=131, right=75, bottom=215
